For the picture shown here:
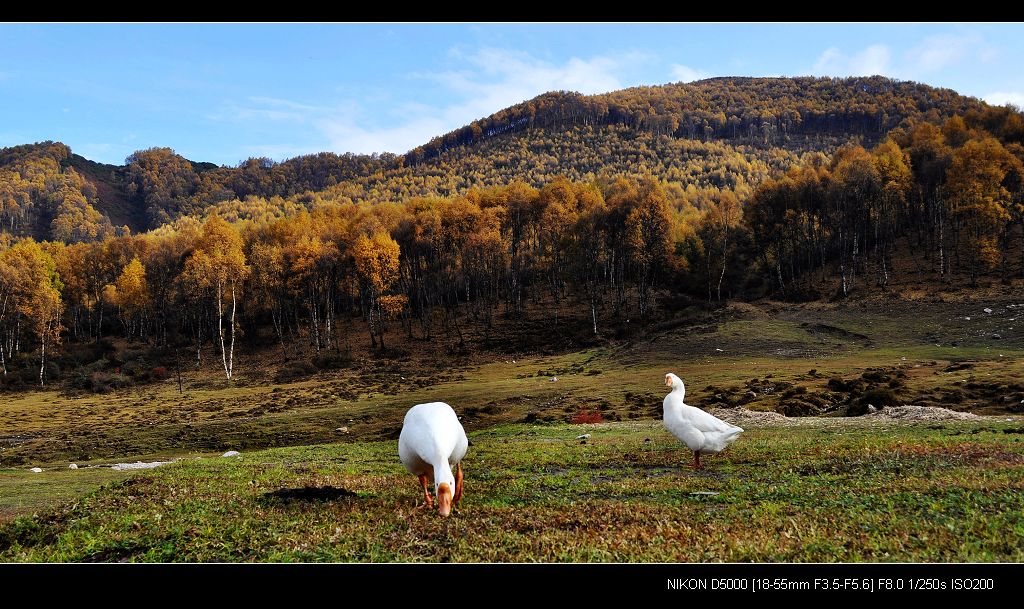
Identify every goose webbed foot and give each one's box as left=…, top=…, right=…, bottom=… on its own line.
left=418, top=474, right=434, bottom=509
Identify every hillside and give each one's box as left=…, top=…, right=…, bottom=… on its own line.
left=3, top=291, right=1024, bottom=560
left=0, top=76, right=994, bottom=241
left=65, top=154, right=140, bottom=232
left=411, top=76, right=987, bottom=161
left=3, top=291, right=1023, bottom=468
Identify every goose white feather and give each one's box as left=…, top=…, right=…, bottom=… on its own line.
left=662, top=373, right=743, bottom=468
left=398, top=401, right=468, bottom=515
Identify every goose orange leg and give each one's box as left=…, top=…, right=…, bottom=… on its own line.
left=418, top=474, right=434, bottom=509
left=686, top=450, right=702, bottom=469
left=454, top=463, right=463, bottom=505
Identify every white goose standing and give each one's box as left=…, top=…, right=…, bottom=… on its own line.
left=662, top=373, right=743, bottom=469
left=398, top=401, right=468, bottom=516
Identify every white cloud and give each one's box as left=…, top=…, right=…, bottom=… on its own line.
left=907, top=35, right=971, bottom=72
left=221, top=47, right=649, bottom=157
left=813, top=44, right=891, bottom=77
left=904, top=33, right=994, bottom=72
left=812, top=32, right=1000, bottom=84
left=319, top=116, right=450, bottom=157
left=437, top=47, right=638, bottom=96
left=669, top=64, right=708, bottom=83
left=984, top=91, right=1024, bottom=108
left=978, top=45, right=999, bottom=63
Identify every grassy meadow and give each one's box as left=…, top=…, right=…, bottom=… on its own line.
left=2, top=294, right=1024, bottom=561
left=2, top=419, right=1023, bottom=561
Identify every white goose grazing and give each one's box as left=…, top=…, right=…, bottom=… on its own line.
left=398, top=402, right=468, bottom=516
left=662, top=373, right=743, bottom=469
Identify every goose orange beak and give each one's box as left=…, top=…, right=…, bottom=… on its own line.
left=437, top=482, right=453, bottom=517
left=665, top=374, right=672, bottom=387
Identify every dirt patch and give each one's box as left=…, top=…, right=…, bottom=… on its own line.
left=944, top=361, right=975, bottom=372
left=0, top=436, right=34, bottom=447
left=802, top=322, right=871, bottom=343
left=862, top=406, right=984, bottom=421
left=81, top=541, right=155, bottom=563
left=725, top=301, right=771, bottom=320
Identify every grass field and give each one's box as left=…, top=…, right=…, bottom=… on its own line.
left=2, top=418, right=1023, bottom=562
left=2, top=293, right=1024, bottom=561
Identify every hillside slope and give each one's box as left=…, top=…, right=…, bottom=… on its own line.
left=3, top=290, right=1023, bottom=468
left=65, top=154, right=142, bottom=232
left=0, top=76, right=993, bottom=239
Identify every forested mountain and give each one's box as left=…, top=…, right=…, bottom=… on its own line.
left=2, top=75, right=1023, bottom=392
left=0, top=76, right=992, bottom=242
left=409, top=76, right=986, bottom=161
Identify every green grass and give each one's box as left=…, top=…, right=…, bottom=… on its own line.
left=0, top=467, right=131, bottom=522
left=3, top=419, right=1023, bottom=562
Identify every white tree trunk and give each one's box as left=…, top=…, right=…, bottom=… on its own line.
left=717, top=233, right=729, bottom=302
left=217, top=281, right=229, bottom=380
left=38, top=326, right=47, bottom=387
left=227, top=283, right=236, bottom=380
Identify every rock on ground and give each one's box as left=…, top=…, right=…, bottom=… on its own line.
left=68, top=463, right=78, bottom=469
left=111, top=461, right=174, bottom=471
left=707, top=407, right=786, bottom=425
left=29, top=467, right=42, bottom=473
left=863, top=405, right=984, bottom=421
left=222, top=450, right=241, bottom=457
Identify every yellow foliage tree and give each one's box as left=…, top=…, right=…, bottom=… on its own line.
left=108, top=257, right=150, bottom=340
left=945, top=137, right=1023, bottom=282
left=623, top=178, right=673, bottom=318
left=352, top=231, right=401, bottom=349
left=0, top=238, right=63, bottom=384
left=182, top=216, right=249, bottom=379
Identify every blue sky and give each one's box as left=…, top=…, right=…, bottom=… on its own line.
left=2, top=23, right=1022, bottom=166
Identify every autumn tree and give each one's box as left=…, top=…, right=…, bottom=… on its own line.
left=623, top=178, right=673, bottom=318
left=107, top=257, right=151, bottom=341
left=29, top=255, right=64, bottom=386
left=537, top=177, right=581, bottom=324
left=566, top=183, right=609, bottom=333
left=492, top=181, right=541, bottom=318
left=944, top=137, right=1024, bottom=283
left=352, top=231, right=401, bottom=349
left=124, top=147, right=201, bottom=226
left=870, top=139, right=911, bottom=285
left=248, top=240, right=288, bottom=358
left=182, top=216, right=249, bottom=380
left=287, top=231, right=340, bottom=353
left=699, top=191, right=742, bottom=302
left=904, top=123, right=952, bottom=276
left=0, top=239, right=63, bottom=384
